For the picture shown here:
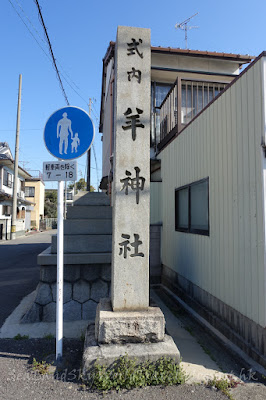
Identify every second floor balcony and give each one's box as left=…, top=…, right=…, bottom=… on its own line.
left=153, top=78, right=227, bottom=151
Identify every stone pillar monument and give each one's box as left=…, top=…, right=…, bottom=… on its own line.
left=83, top=26, right=179, bottom=370
left=111, top=26, right=150, bottom=311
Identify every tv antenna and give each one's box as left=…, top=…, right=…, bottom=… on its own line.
left=175, top=12, right=199, bottom=49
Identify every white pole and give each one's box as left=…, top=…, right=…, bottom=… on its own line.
left=56, top=180, right=64, bottom=360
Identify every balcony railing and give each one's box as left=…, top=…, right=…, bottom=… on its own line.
left=27, top=170, right=43, bottom=180
left=158, top=78, right=227, bottom=148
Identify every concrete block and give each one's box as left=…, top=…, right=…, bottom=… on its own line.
left=64, top=219, right=112, bottom=235
left=38, top=247, right=112, bottom=265
left=51, top=234, right=112, bottom=254
left=82, top=265, right=101, bottom=282
left=90, top=280, right=108, bottom=303
left=73, top=280, right=90, bottom=303
left=64, top=300, right=82, bottom=321
left=51, top=282, right=72, bottom=303
left=82, top=300, right=97, bottom=320
left=35, top=283, right=52, bottom=306
left=83, top=329, right=180, bottom=373
left=40, top=266, right=56, bottom=283
left=67, top=205, right=112, bottom=220
left=20, top=303, right=41, bottom=324
left=73, top=192, right=110, bottom=206
left=95, top=298, right=165, bottom=344
left=101, top=264, right=111, bottom=281
left=43, top=302, right=56, bottom=322
left=64, top=265, right=81, bottom=282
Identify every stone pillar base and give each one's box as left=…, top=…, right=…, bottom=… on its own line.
left=95, top=298, right=165, bottom=344
left=83, top=323, right=180, bottom=372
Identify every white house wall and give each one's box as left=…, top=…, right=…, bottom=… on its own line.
left=159, top=56, right=266, bottom=327
left=152, top=53, right=241, bottom=75
left=102, top=61, right=114, bottom=178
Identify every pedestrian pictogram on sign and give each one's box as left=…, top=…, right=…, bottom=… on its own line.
left=44, top=106, right=94, bottom=160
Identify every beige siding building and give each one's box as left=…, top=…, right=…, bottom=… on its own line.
left=25, top=176, right=45, bottom=230
left=99, top=35, right=266, bottom=368
left=158, top=54, right=266, bottom=366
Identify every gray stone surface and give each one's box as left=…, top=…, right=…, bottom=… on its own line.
left=83, top=326, right=180, bottom=372
left=20, top=303, right=41, bottom=324
left=90, top=280, right=108, bottom=302
left=112, top=26, right=151, bottom=311
left=64, top=219, right=112, bottom=235
left=43, top=302, right=56, bottom=322
left=101, top=264, right=111, bottom=281
left=64, top=265, right=81, bottom=282
left=38, top=247, right=112, bottom=265
left=73, top=192, right=110, bottom=206
left=40, top=266, right=57, bottom=283
left=150, top=225, right=162, bottom=279
left=73, top=280, right=90, bottom=303
left=51, top=234, right=112, bottom=254
left=95, top=298, right=165, bottom=344
left=35, top=283, right=52, bottom=306
left=51, top=282, right=72, bottom=303
left=67, top=205, right=112, bottom=220
left=82, top=300, right=98, bottom=320
left=63, top=300, right=81, bottom=321
left=82, top=265, right=101, bottom=282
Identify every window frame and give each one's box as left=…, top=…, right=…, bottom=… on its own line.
left=25, top=186, right=35, bottom=197
left=3, top=169, right=12, bottom=188
left=175, top=177, right=210, bottom=236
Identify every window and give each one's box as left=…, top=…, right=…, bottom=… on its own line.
left=25, top=186, right=35, bottom=197
left=3, top=169, right=12, bottom=188
left=3, top=205, right=11, bottom=216
left=181, top=81, right=226, bottom=125
left=175, top=178, right=209, bottom=235
left=151, top=82, right=172, bottom=146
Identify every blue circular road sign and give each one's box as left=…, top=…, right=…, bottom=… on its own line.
left=44, top=106, right=94, bottom=160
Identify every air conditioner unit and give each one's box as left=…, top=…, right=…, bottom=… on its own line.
left=19, top=191, right=24, bottom=198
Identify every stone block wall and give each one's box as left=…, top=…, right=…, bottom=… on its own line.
left=150, top=224, right=162, bottom=284
left=21, top=264, right=111, bottom=323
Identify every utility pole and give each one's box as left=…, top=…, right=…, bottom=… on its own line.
left=86, top=98, right=91, bottom=191
left=11, top=74, right=22, bottom=240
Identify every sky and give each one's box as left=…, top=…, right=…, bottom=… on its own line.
left=1, top=0, right=266, bottom=189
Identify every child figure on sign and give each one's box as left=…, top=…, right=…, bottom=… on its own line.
left=71, top=133, right=80, bottom=153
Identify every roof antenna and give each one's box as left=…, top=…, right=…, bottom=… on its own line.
left=175, top=12, right=199, bottom=49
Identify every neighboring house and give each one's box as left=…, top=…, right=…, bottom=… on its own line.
left=0, top=142, right=33, bottom=239
left=25, top=171, right=45, bottom=230
left=99, top=34, right=266, bottom=368
left=65, top=187, right=75, bottom=207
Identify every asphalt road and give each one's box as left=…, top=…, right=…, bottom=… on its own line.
left=0, top=230, right=55, bottom=327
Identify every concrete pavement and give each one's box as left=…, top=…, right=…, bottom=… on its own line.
left=0, top=230, right=55, bottom=327
left=1, top=281, right=261, bottom=386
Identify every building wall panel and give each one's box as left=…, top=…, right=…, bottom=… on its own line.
left=159, top=57, right=266, bottom=326
left=150, top=182, right=162, bottom=224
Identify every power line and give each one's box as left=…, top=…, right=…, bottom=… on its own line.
left=7, top=0, right=52, bottom=63
left=34, top=0, right=69, bottom=105
left=0, top=128, right=41, bottom=131
left=13, top=0, right=89, bottom=102
left=8, top=0, right=97, bottom=108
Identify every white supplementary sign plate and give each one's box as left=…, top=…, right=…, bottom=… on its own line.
left=43, top=161, right=77, bottom=181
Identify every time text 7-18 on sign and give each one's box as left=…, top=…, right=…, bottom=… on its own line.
left=43, top=161, right=77, bottom=181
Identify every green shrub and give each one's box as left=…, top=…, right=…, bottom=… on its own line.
left=84, top=355, right=186, bottom=391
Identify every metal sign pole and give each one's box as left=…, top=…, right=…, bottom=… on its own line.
left=56, top=180, right=64, bottom=360
left=43, top=105, right=95, bottom=362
